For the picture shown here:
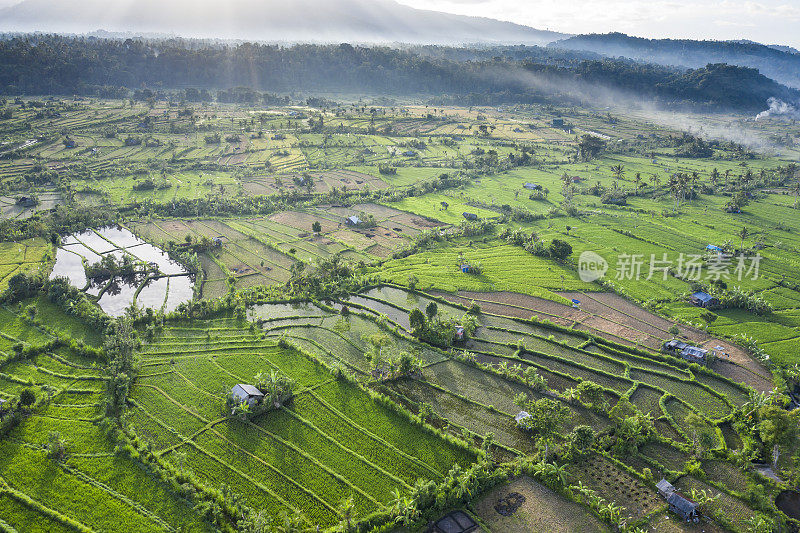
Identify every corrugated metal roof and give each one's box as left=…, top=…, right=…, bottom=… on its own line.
left=233, top=384, right=263, bottom=397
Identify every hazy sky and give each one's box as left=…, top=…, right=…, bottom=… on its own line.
left=0, top=0, right=798, bottom=48
left=396, top=0, right=800, bottom=48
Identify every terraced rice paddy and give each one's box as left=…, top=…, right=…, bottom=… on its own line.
left=0, top=238, right=51, bottom=294
left=0, top=304, right=212, bottom=532
left=337, top=286, right=750, bottom=440
left=129, top=312, right=476, bottom=528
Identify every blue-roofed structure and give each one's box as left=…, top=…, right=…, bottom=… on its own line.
left=691, top=292, right=719, bottom=309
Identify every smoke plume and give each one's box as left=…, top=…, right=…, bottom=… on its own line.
left=756, top=97, right=800, bottom=120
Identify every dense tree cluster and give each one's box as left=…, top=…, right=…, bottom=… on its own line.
left=0, top=35, right=796, bottom=111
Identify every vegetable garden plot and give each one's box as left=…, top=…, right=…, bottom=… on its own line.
left=473, top=475, right=608, bottom=533
left=567, top=455, right=664, bottom=521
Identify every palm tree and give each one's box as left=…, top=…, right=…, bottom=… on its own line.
left=738, top=226, right=750, bottom=250
left=710, top=168, right=720, bottom=188
left=600, top=501, right=623, bottom=522
left=610, top=164, right=625, bottom=180
left=649, top=174, right=661, bottom=198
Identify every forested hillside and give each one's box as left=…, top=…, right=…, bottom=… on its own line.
left=553, top=32, right=800, bottom=89
left=1, top=35, right=797, bottom=111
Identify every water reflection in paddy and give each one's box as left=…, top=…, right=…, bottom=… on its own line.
left=50, top=226, right=193, bottom=317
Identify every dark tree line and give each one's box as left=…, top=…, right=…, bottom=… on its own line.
left=0, top=35, right=796, bottom=111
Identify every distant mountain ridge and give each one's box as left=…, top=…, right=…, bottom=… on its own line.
left=0, top=0, right=567, bottom=45
left=552, top=32, right=800, bottom=89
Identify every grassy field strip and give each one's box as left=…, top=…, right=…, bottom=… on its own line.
left=170, top=369, right=222, bottom=401
left=58, top=464, right=175, bottom=533
left=148, top=411, right=230, bottom=458
left=142, top=341, right=275, bottom=357
left=44, top=352, right=98, bottom=371
left=134, top=383, right=210, bottom=425
left=129, top=400, right=193, bottom=451
left=0, top=475, right=96, bottom=533
left=273, top=407, right=409, bottom=491
left=304, top=388, right=442, bottom=479
left=178, top=440, right=304, bottom=515
left=208, top=425, right=359, bottom=511
left=207, top=356, right=251, bottom=384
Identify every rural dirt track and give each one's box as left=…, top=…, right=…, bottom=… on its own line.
left=433, top=289, right=774, bottom=392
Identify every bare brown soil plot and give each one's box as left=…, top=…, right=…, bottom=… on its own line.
left=560, top=291, right=677, bottom=341
left=241, top=178, right=277, bottom=195
left=320, top=170, right=389, bottom=191
left=474, top=476, right=609, bottom=533
left=579, top=315, right=652, bottom=346
left=387, top=212, right=443, bottom=229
